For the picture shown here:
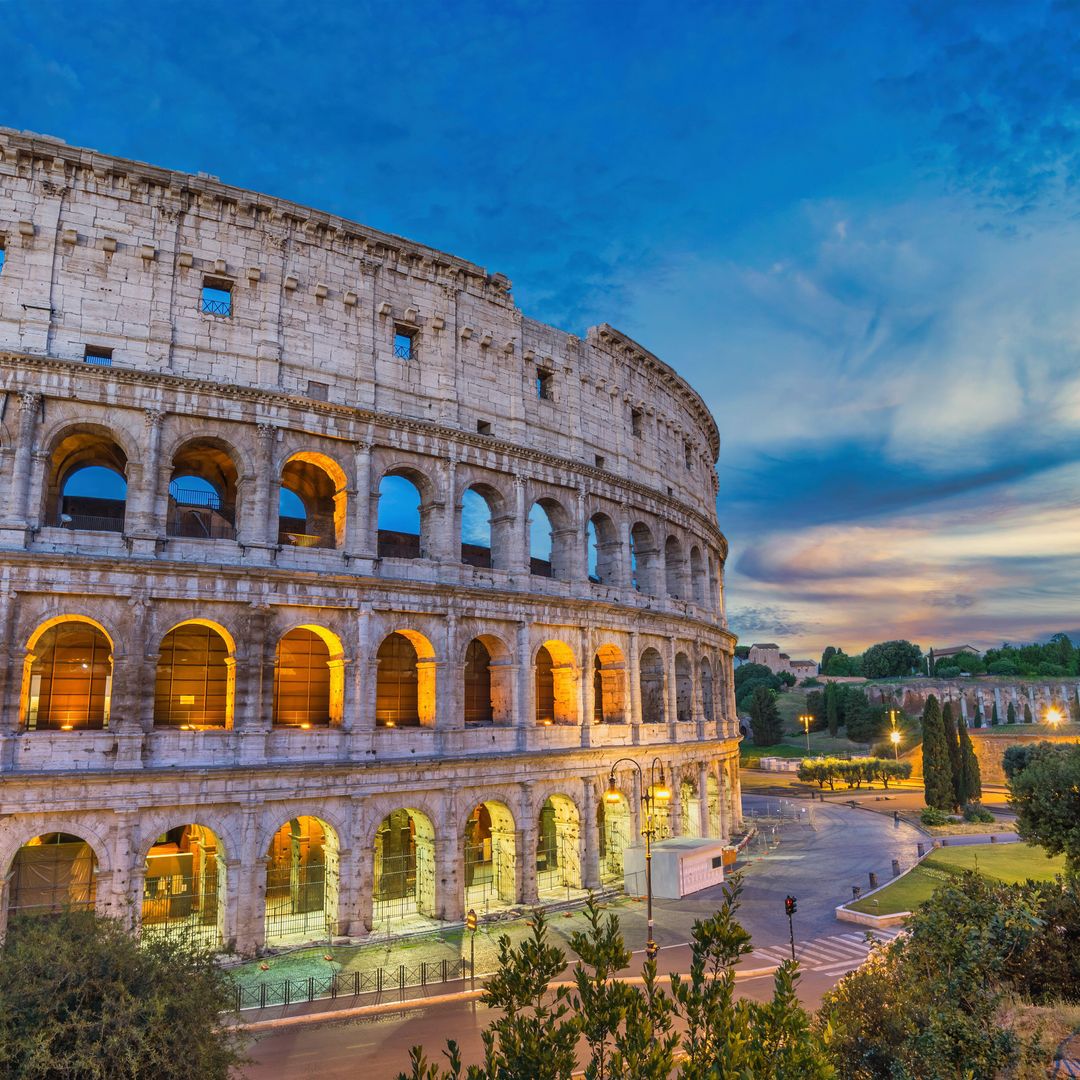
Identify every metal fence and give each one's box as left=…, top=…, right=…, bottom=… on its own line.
left=740, top=797, right=818, bottom=857
left=233, top=957, right=470, bottom=1011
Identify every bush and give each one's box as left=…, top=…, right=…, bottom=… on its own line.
left=801, top=677, right=821, bottom=687
left=937, top=665, right=962, bottom=678
left=920, top=806, right=949, bottom=826
left=962, top=804, right=995, bottom=824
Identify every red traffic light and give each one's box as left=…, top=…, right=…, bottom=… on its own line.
left=785, top=895, right=797, bottom=916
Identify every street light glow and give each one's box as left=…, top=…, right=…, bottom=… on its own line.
left=1046, top=707, right=1063, bottom=727
left=890, top=729, right=901, bottom=745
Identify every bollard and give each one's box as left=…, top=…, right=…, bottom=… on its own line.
left=892, top=859, right=901, bottom=877
left=852, top=885, right=862, bottom=900
left=893, top=810, right=900, bottom=824
left=917, top=842, right=926, bottom=857
left=868, top=872, right=878, bottom=889
left=990, top=835, right=997, bottom=843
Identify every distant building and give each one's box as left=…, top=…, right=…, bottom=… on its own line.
left=932, top=645, right=981, bottom=660
left=747, top=643, right=819, bottom=680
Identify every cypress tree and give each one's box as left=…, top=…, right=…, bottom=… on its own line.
left=991, top=701, right=999, bottom=726
left=958, top=722, right=982, bottom=804
left=1007, top=701, right=1016, bottom=725
left=971, top=702, right=983, bottom=728
left=921, top=695, right=954, bottom=811
left=941, top=702, right=962, bottom=809
left=826, top=681, right=839, bottom=737
left=1024, top=702, right=1033, bottom=724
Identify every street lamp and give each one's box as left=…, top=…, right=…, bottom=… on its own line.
left=1046, top=706, right=1063, bottom=730
left=798, top=714, right=813, bottom=754
left=604, top=756, right=670, bottom=961
left=889, top=728, right=901, bottom=760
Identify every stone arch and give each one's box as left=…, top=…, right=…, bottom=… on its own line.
left=707, top=770, right=722, bottom=837
left=273, top=625, right=345, bottom=728
left=640, top=646, right=665, bottom=724
left=665, top=535, right=685, bottom=598
left=586, top=512, right=619, bottom=584
left=535, top=639, right=578, bottom=725
left=675, top=651, right=693, bottom=721
left=680, top=771, right=702, bottom=838
left=141, top=823, right=227, bottom=949
left=167, top=436, right=242, bottom=541
left=536, top=793, right=582, bottom=898
left=21, top=615, right=114, bottom=731
left=593, top=643, right=627, bottom=723
left=153, top=619, right=236, bottom=729
left=376, top=464, right=434, bottom=559
left=689, top=545, right=705, bottom=604
left=376, top=630, right=436, bottom=727
left=464, top=633, right=512, bottom=725
left=463, top=800, right=516, bottom=912
left=372, top=807, right=437, bottom=930
left=597, top=788, right=633, bottom=886
left=264, top=815, right=340, bottom=946
left=528, top=495, right=573, bottom=579
left=630, top=521, right=660, bottom=594
left=460, top=482, right=514, bottom=570
left=41, top=423, right=130, bottom=533
left=278, top=450, right=348, bottom=550
left=700, top=656, right=715, bottom=722
left=4, top=832, right=100, bottom=924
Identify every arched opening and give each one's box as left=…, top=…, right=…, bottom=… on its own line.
left=535, top=640, right=578, bottom=725
left=680, top=774, right=702, bottom=838
left=690, top=546, right=705, bottom=604
left=707, top=772, right=722, bottom=837
left=377, top=472, right=423, bottom=559
left=461, top=486, right=493, bottom=568
left=648, top=784, right=673, bottom=840
left=700, top=658, right=715, bottom=722
left=167, top=438, right=239, bottom=541
left=593, top=644, right=627, bottom=724
left=597, top=792, right=631, bottom=886
left=665, top=536, right=684, bottom=598
left=529, top=497, right=572, bottom=579
left=153, top=621, right=233, bottom=729
left=142, top=824, right=225, bottom=948
left=536, top=795, right=582, bottom=899
left=273, top=627, right=343, bottom=728
left=264, top=816, right=340, bottom=946
left=279, top=452, right=347, bottom=549
left=45, top=427, right=129, bottom=533
left=464, top=638, right=493, bottom=724
left=6, top=834, right=98, bottom=919
left=675, top=652, right=693, bottom=722
left=586, top=513, right=619, bottom=585
left=630, top=522, right=659, bottom=594
left=464, top=801, right=516, bottom=911
left=376, top=630, right=435, bottom=727
left=23, top=618, right=113, bottom=731
left=640, top=647, right=665, bottom=724
left=372, top=809, right=436, bottom=930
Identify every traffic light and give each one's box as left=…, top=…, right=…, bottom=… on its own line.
left=466, top=909, right=478, bottom=932
left=785, top=895, right=797, bottom=917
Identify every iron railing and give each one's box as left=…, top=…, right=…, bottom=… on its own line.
left=57, top=514, right=125, bottom=533
left=201, top=297, right=232, bottom=317
left=170, top=486, right=223, bottom=509
left=167, top=513, right=236, bottom=541
left=393, top=341, right=414, bottom=360
left=233, top=957, right=469, bottom=1011
left=83, top=354, right=113, bottom=367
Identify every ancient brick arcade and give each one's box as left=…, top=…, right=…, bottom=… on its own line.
left=0, top=129, right=740, bottom=954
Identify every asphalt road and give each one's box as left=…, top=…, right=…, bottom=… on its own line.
left=242, top=797, right=924, bottom=1079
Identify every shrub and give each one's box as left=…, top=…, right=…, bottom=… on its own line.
left=962, top=804, right=995, bottom=824
left=920, top=806, right=949, bottom=826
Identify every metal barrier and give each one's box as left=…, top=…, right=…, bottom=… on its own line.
left=233, top=957, right=470, bottom=1011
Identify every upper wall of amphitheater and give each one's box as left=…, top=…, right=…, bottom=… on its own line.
left=0, top=129, right=720, bottom=521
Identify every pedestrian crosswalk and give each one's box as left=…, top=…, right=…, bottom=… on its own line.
left=749, top=929, right=902, bottom=978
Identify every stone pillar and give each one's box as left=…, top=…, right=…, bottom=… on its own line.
left=629, top=631, right=642, bottom=742
left=435, top=833, right=464, bottom=922
left=519, top=793, right=539, bottom=905
left=511, top=475, right=528, bottom=577
left=0, top=582, right=20, bottom=744
left=698, top=761, right=711, bottom=838
left=127, top=409, right=166, bottom=543
left=441, top=457, right=459, bottom=563
left=579, top=626, right=594, bottom=746
left=437, top=612, right=463, bottom=730
left=515, top=621, right=532, bottom=740
left=670, top=769, right=683, bottom=836
left=573, top=488, right=589, bottom=582
left=619, top=514, right=633, bottom=589
left=4, top=391, right=40, bottom=533
left=356, top=608, right=377, bottom=733
left=732, top=764, right=743, bottom=830
left=581, top=776, right=600, bottom=889
left=231, top=806, right=265, bottom=955
left=665, top=638, right=677, bottom=732
left=718, top=763, right=730, bottom=841
left=235, top=606, right=271, bottom=768
left=345, top=440, right=373, bottom=558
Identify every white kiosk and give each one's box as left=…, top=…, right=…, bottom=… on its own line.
left=624, top=837, right=730, bottom=899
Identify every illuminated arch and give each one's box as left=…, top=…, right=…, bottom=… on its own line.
left=376, top=630, right=436, bottom=727
left=264, top=815, right=340, bottom=946
left=22, top=616, right=114, bottom=731
left=593, top=644, right=627, bottom=724
left=597, top=789, right=632, bottom=886
left=535, top=640, right=578, bottom=726
left=42, top=424, right=129, bottom=534
left=5, top=833, right=99, bottom=920
left=463, top=800, right=516, bottom=912
left=535, top=794, right=582, bottom=898
left=279, top=451, right=348, bottom=550
left=464, top=633, right=512, bottom=725
left=675, top=651, right=693, bottom=722
left=153, top=620, right=235, bottom=729
left=273, top=625, right=345, bottom=728
left=141, top=823, right=226, bottom=949
left=372, top=808, right=437, bottom=930
left=640, top=647, right=665, bottom=724
left=167, top=437, right=241, bottom=541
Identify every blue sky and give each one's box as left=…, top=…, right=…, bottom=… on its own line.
left=6, top=0, right=1080, bottom=656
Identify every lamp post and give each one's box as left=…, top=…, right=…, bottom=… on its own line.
left=1046, top=706, right=1063, bottom=730
left=798, top=714, right=813, bottom=754
left=889, top=728, right=901, bottom=761
left=604, top=756, right=671, bottom=961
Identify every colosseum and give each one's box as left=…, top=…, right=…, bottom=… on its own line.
left=0, top=128, right=740, bottom=955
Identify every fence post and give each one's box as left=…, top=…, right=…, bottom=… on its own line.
left=442, top=958, right=448, bottom=983
left=236, top=985, right=242, bottom=1012
left=284, top=980, right=291, bottom=1007
left=377, top=967, right=384, bottom=995
left=309, top=976, right=315, bottom=1003
left=400, top=964, right=406, bottom=999
left=891, top=859, right=900, bottom=877
left=260, top=982, right=267, bottom=1009
left=421, top=961, right=428, bottom=987
left=354, top=970, right=360, bottom=997
left=331, top=973, right=338, bottom=1000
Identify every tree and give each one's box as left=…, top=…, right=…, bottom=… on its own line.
left=920, top=695, right=955, bottom=811
left=820, top=645, right=837, bottom=672
left=990, top=700, right=999, bottom=726
left=1006, top=700, right=1016, bottom=725
left=1007, top=742, right=1080, bottom=870
left=957, top=721, right=981, bottom=805
left=0, top=911, right=246, bottom=1080
left=749, top=685, right=782, bottom=746
left=861, top=640, right=923, bottom=679
left=734, top=663, right=782, bottom=711
left=825, top=681, right=839, bottom=737
left=1071, top=696, right=1080, bottom=723
left=971, top=702, right=983, bottom=728
left=941, top=702, right=963, bottom=807
left=1024, top=702, right=1033, bottom=724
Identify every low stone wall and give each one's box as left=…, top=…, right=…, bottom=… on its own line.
left=904, top=731, right=1080, bottom=785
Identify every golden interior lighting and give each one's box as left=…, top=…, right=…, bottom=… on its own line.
left=385, top=719, right=396, bottom=728
left=300, top=722, right=311, bottom=730
left=60, top=724, right=73, bottom=731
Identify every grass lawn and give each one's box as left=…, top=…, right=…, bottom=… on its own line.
left=848, top=843, right=1066, bottom=915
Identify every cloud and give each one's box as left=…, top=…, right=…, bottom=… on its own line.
left=726, top=605, right=812, bottom=641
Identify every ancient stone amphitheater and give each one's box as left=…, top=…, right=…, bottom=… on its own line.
left=0, top=129, right=740, bottom=954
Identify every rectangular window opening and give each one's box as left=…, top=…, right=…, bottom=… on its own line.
left=684, top=441, right=693, bottom=470
left=594, top=454, right=605, bottom=469
left=83, top=345, right=113, bottom=367
left=476, top=420, right=492, bottom=436
left=631, top=408, right=643, bottom=438
left=306, top=380, right=329, bottom=401
left=394, top=326, right=416, bottom=361
left=536, top=367, right=554, bottom=400
left=201, top=278, right=233, bottom=317
left=0, top=237, right=6, bottom=274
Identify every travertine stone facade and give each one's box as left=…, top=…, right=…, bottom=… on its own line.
left=0, top=129, right=740, bottom=954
